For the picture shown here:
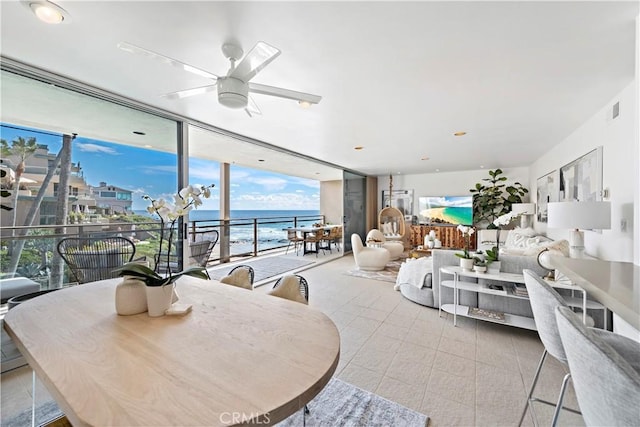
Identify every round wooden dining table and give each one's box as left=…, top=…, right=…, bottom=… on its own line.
left=3, top=276, right=340, bottom=426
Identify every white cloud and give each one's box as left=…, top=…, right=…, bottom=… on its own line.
left=76, top=143, right=118, bottom=154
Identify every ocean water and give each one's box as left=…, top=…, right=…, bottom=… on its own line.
left=440, top=207, right=473, bottom=225
left=133, top=209, right=323, bottom=251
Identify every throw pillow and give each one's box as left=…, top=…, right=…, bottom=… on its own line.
left=522, top=239, right=570, bottom=257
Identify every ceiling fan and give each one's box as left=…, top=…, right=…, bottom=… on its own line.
left=117, top=41, right=321, bottom=117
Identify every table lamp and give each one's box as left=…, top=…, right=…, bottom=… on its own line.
left=511, top=203, right=536, bottom=228
left=547, top=201, right=611, bottom=258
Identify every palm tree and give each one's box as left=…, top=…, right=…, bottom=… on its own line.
left=1, top=137, right=38, bottom=244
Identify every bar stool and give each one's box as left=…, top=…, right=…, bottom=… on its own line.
left=519, top=270, right=586, bottom=426
left=556, top=306, right=640, bottom=426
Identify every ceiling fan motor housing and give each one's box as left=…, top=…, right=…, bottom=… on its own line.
left=218, top=77, right=248, bottom=109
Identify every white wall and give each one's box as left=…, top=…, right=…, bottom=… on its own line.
left=377, top=166, right=531, bottom=217
left=635, top=14, right=640, bottom=266
left=529, top=81, right=637, bottom=262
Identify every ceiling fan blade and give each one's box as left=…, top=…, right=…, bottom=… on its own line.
left=117, top=42, right=219, bottom=81
left=229, top=41, right=281, bottom=82
left=249, top=83, right=322, bottom=105
left=245, top=96, right=262, bottom=117
left=163, top=84, right=217, bottom=100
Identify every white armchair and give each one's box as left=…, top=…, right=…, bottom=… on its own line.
left=351, top=234, right=390, bottom=271
left=366, top=229, right=404, bottom=260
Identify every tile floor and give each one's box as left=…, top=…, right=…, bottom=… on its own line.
left=1, top=254, right=586, bottom=426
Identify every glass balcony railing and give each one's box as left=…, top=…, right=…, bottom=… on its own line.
left=0, top=213, right=325, bottom=293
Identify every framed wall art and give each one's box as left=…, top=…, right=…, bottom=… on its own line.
left=382, top=189, right=414, bottom=216
left=536, top=170, right=557, bottom=223
left=559, top=147, right=603, bottom=202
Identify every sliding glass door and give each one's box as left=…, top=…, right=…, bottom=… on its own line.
left=342, top=171, right=366, bottom=253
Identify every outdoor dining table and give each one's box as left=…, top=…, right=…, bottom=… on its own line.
left=288, top=225, right=341, bottom=255
left=3, top=276, right=340, bottom=426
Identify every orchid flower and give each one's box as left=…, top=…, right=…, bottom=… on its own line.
left=142, top=183, right=215, bottom=283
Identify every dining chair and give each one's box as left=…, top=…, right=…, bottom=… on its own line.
left=555, top=306, right=640, bottom=426
left=285, top=228, right=304, bottom=255
left=268, top=274, right=309, bottom=304
left=57, top=236, right=136, bottom=284
left=219, top=265, right=255, bottom=290
left=268, top=274, right=311, bottom=424
left=518, top=270, right=586, bottom=426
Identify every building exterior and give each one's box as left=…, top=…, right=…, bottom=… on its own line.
left=1, top=144, right=131, bottom=229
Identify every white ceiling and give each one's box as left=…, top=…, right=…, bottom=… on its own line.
left=1, top=1, right=637, bottom=179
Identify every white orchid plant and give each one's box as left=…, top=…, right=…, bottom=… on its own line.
left=485, top=210, right=523, bottom=263
left=114, top=184, right=215, bottom=286
left=455, top=225, right=475, bottom=260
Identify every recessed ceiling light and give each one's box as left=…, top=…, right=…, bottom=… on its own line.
left=354, top=146, right=364, bottom=150
left=24, top=1, right=72, bottom=24
left=144, top=144, right=153, bottom=148
left=435, top=169, right=440, bottom=172
left=133, top=131, right=146, bottom=136
left=298, top=101, right=312, bottom=108
left=480, top=165, right=484, bottom=169
left=454, top=131, right=467, bottom=137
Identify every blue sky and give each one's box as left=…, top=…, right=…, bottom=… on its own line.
left=1, top=124, right=320, bottom=211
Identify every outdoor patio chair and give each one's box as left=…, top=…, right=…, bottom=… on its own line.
left=285, top=228, right=304, bottom=255
left=156, top=229, right=219, bottom=279
left=57, top=236, right=136, bottom=284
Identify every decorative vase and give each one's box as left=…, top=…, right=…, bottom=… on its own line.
left=488, top=261, right=502, bottom=274
left=115, top=276, right=148, bottom=315
left=146, top=284, right=175, bottom=317
left=459, top=258, right=474, bottom=271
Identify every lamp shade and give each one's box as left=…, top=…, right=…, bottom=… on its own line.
left=547, top=201, right=611, bottom=230
left=511, top=203, right=536, bottom=215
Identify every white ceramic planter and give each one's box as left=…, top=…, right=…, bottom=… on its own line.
left=474, top=265, right=487, bottom=273
left=488, top=261, right=502, bottom=274
left=459, top=258, right=474, bottom=271
left=115, top=276, right=148, bottom=315
left=146, top=284, right=175, bottom=317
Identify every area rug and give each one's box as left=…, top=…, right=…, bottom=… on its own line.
left=344, top=259, right=404, bottom=283
left=277, top=377, right=428, bottom=426
left=3, top=400, right=64, bottom=427
left=208, top=256, right=314, bottom=283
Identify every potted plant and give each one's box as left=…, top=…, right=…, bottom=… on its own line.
left=113, top=183, right=214, bottom=317
left=455, top=225, right=475, bottom=271
left=470, top=169, right=528, bottom=229
left=473, top=258, right=487, bottom=273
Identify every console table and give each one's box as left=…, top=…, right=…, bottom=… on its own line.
left=439, top=266, right=604, bottom=330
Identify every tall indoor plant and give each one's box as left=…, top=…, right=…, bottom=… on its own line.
left=470, top=169, right=528, bottom=229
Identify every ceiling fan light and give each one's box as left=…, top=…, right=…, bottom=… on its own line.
left=218, top=77, right=248, bottom=109
left=219, top=93, right=248, bottom=109
left=26, top=1, right=71, bottom=24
